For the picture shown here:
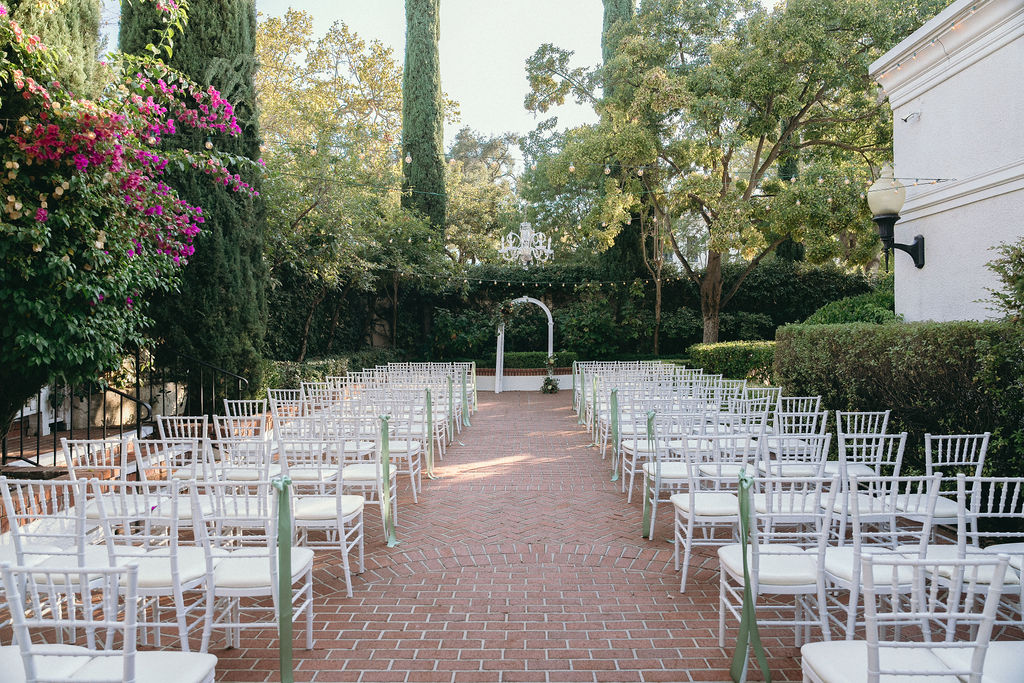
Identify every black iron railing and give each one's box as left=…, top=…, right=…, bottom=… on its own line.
left=2, top=348, right=249, bottom=468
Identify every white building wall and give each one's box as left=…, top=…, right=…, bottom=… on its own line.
left=870, top=0, right=1024, bottom=321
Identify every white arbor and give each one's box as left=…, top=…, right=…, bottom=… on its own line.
left=494, top=296, right=553, bottom=394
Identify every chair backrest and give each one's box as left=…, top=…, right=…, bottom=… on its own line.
left=61, top=437, right=132, bottom=481
left=156, top=415, right=209, bottom=441
left=958, top=475, right=1024, bottom=550
left=777, top=395, right=822, bottom=415
left=760, top=433, right=832, bottom=477
left=223, top=398, right=267, bottom=418
left=133, top=437, right=208, bottom=482
left=90, top=480, right=188, bottom=560
left=837, top=410, right=890, bottom=436
left=861, top=554, right=1009, bottom=683
left=213, top=413, right=265, bottom=441
left=838, top=432, right=907, bottom=477
left=686, top=433, right=760, bottom=492
left=924, top=433, right=990, bottom=477
left=280, top=438, right=343, bottom=493
left=774, top=409, right=829, bottom=436
left=0, top=477, right=90, bottom=566
left=1, top=562, right=143, bottom=683
left=210, top=435, right=274, bottom=481
left=847, top=474, right=941, bottom=551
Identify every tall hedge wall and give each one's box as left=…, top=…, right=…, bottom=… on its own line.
left=774, top=321, right=1024, bottom=477
left=266, top=258, right=872, bottom=362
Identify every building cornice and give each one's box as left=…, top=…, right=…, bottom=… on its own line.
left=870, top=0, right=1024, bottom=110
left=901, top=157, right=1024, bottom=221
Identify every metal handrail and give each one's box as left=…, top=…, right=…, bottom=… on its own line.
left=169, top=351, right=250, bottom=388
left=102, top=385, right=152, bottom=424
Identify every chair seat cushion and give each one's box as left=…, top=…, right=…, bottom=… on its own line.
left=670, top=491, right=738, bottom=517
left=697, top=463, right=747, bottom=479
left=125, top=546, right=209, bottom=588
left=823, top=461, right=876, bottom=477
left=890, top=493, right=959, bottom=518
left=294, top=495, right=364, bottom=520
left=914, top=544, right=1021, bottom=585
left=155, top=496, right=215, bottom=521
left=933, top=641, right=1024, bottom=683
left=343, top=463, right=396, bottom=481
left=756, top=460, right=821, bottom=477
left=985, top=542, right=1024, bottom=570
left=0, top=543, right=63, bottom=567
left=387, top=440, right=421, bottom=453
left=221, top=463, right=282, bottom=481
left=642, top=461, right=688, bottom=479
left=0, top=645, right=218, bottom=683
left=285, top=466, right=339, bottom=482
left=832, top=492, right=886, bottom=515
left=800, top=640, right=958, bottom=683
left=213, top=546, right=314, bottom=589
left=751, top=493, right=821, bottom=515
left=719, top=544, right=818, bottom=586
left=823, top=547, right=916, bottom=584
left=35, top=545, right=146, bottom=583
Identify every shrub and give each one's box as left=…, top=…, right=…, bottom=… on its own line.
left=687, top=341, right=775, bottom=383
left=774, top=322, right=1024, bottom=476
left=256, top=348, right=400, bottom=393
left=803, top=274, right=897, bottom=325
left=986, top=238, right=1024, bottom=319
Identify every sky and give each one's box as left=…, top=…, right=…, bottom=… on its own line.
left=255, top=0, right=603, bottom=147
left=103, top=1, right=606, bottom=149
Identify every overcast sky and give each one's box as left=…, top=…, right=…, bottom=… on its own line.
left=104, top=1, right=605, bottom=149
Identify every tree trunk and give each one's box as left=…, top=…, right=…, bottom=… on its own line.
left=653, top=276, right=662, bottom=355
left=297, top=286, right=327, bottom=363
left=701, top=251, right=724, bottom=344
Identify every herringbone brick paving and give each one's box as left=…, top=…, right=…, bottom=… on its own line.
left=217, top=392, right=801, bottom=682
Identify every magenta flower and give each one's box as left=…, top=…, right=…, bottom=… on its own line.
left=35, top=207, right=48, bottom=222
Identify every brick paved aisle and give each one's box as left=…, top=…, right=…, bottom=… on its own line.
left=218, top=393, right=800, bottom=682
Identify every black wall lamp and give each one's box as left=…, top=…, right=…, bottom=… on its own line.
left=868, top=165, right=925, bottom=269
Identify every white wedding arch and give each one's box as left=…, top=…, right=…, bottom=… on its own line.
left=494, top=296, right=553, bottom=394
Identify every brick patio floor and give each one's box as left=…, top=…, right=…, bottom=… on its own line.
left=216, top=392, right=801, bottom=682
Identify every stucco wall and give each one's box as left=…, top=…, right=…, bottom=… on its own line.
left=871, top=0, right=1024, bottom=321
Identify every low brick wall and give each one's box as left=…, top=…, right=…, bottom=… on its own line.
left=475, top=367, right=572, bottom=376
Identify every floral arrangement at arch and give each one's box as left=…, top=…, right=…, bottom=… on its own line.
left=0, top=0, right=260, bottom=434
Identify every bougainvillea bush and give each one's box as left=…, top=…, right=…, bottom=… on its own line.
left=0, top=0, right=256, bottom=437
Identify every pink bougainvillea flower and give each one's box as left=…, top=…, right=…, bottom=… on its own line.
left=35, top=207, right=47, bottom=222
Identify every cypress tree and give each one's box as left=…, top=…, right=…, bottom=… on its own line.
left=599, top=0, right=645, bottom=280
left=402, top=0, right=446, bottom=229
left=9, top=0, right=101, bottom=96
left=119, top=0, right=266, bottom=379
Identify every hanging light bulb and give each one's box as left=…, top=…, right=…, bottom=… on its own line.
left=568, top=164, right=576, bottom=173
left=530, top=163, right=537, bottom=170
left=604, top=165, right=611, bottom=175
left=637, top=168, right=644, bottom=177
left=405, top=154, right=412, bottom=164
left=205, top=138, right=213, bottom=150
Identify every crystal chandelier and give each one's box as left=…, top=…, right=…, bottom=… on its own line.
left=498, top=221, right=553, bottom=266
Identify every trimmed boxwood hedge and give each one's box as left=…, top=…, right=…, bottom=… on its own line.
left=476, top=351, right=578, bottom=369
left=774, top=321, right=1024, bottom=477
left=687, top=341, right=775, bottom=383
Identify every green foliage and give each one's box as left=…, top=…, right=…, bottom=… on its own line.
left=986, top=238, right=1024, bottom=320
left=688, top=342, right=776, bottom=383
left=8, top=0, right=101, bottom=96
left=401, top=0, right=446, bottom=228
left=541, top=376, right=560, bottom=394
left=257, top=348, right=400, bottom=393
left=774, top=322, right=1024, bottom=476
left=120, top=0, right=267, bottom=382
left=803, top=274, right=898, bottom=325
left=494, top=351, right=578, bottom=369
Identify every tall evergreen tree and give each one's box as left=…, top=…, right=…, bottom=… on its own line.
left=119, top=0, right=266, bottom=379
left=8, top=0, right=101, bottom=96
left=401, top=0, right=446, bottom=229
left=599, top=0, right=644, bottom=280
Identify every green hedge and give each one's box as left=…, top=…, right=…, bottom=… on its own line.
left=687, top=341, right=776, bottom=383
left=774, top=322, right=1024, bottom=477
left=803, top=274, right=898, bottom=325
left=257, top=348, right=400, bottom=393
left=477, top=351, right=579, bottom=369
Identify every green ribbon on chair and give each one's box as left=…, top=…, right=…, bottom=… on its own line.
left=379, top=415, right=399, bottom=548
left=425, top=388, right=438, bottom=479
left=447, top=375, right=454, bottom=441
left=461, top=368, right=470, bottom=427
left=730, top=470, right=772, bottom=683
left=610, top=388, right=620, bottom=483
left=271, top=475, right=294, bottom=683
left=591, top=376, right=599, bottom=443
left=572, top=362, right=577, bottom=411
left=471, top=361, right=478, bottom=412
left=641, top=410, right=656, bottom=539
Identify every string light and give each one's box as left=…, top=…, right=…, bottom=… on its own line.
left=405, top=154, right=412, bottom=164
left=568, top=164, right=576, bottom=173
left=604, top=165, right=611, bottom=175
left=876, top=5, right=979, bottom=81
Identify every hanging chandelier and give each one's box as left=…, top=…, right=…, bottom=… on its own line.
left=498, top=221, right=553, bottom=267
